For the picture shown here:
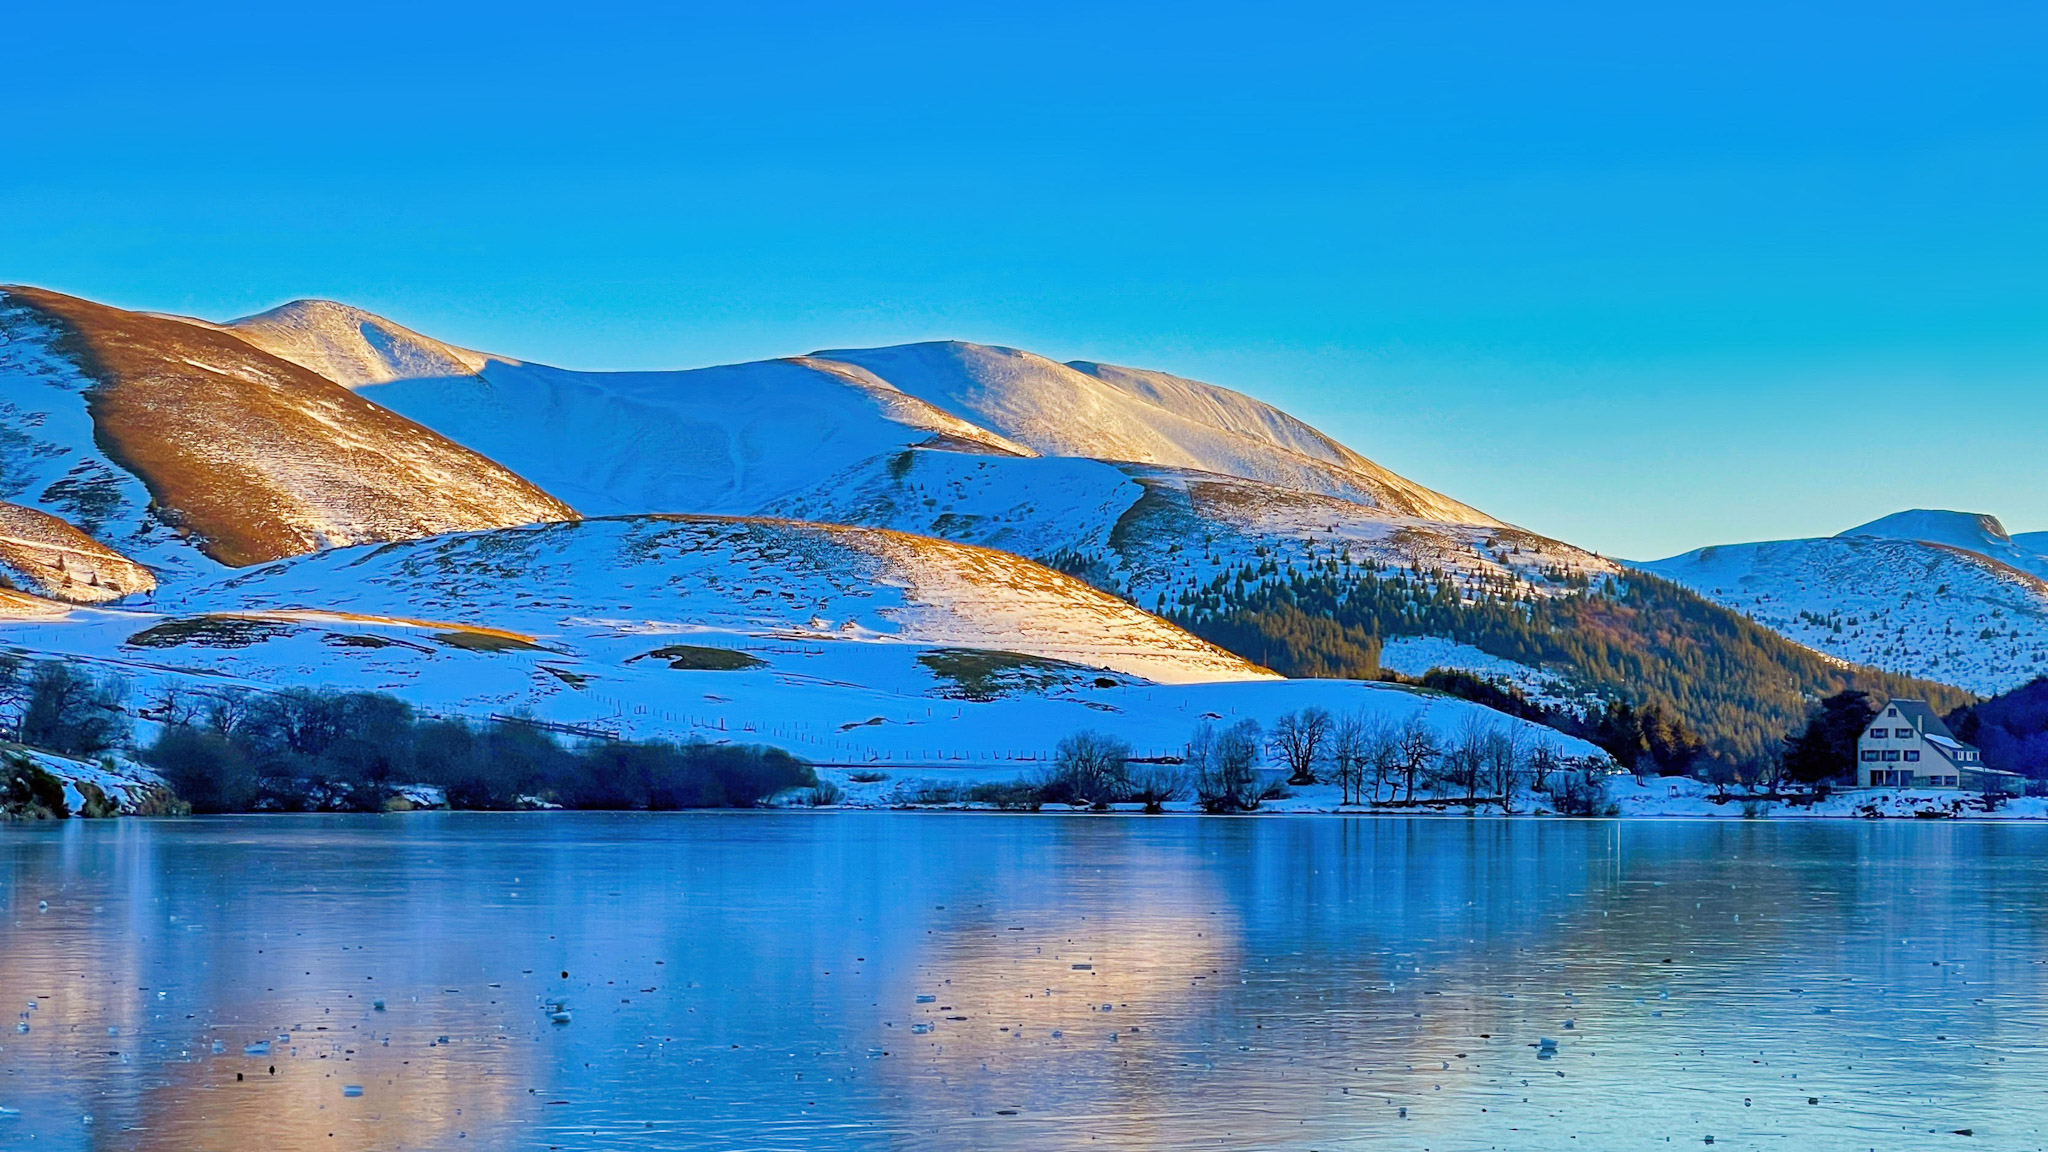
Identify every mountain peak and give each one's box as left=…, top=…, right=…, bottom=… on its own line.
left=224, top=299, right=494, bottom=387
left=1839, top=509, right=2013, bottom=548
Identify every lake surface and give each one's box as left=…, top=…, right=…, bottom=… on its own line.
left=3, top=814, right=2047, bottom=1151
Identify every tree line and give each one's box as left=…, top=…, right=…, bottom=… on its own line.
left=0, top=655, right=814, bottom=813
left=1033, top=708, right=1609, bottom=815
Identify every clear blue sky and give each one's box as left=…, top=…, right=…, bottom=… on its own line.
left=7, top=1, right=2047, bottom=558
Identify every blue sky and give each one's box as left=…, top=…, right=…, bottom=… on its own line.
left=6, top=1, right=2046, bottom=558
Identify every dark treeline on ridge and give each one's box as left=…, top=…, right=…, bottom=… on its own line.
left=1129, top=552, right=1974, bottom=770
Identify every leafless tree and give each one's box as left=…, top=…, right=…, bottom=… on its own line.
left=1329, top=711, right=1370, bottom=805
left=1126, top=761, right=1187, bottom=814
left=1526, top=740, right=1561, bottom=796
left=1269, top=707, right=1333, bottom=785
left=147, top=679, right=207, bottom=729
left=1044, top=730, right=1132, bottom=809
left=1395, top=715, right=1439, bottom=804
left=1439, top=715, right=1490, bottom=804
left=203, top=688, right=256, bottom=738
left=1549, top=758, right=1607, bottom=816
left=1481, top=725, right=1523, bottom=810
left=1360, top=718, right=1400, bottom=804
left=1190, top=719, right=1263, bottom=813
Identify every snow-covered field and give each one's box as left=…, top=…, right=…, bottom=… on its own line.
left=0, top=516, right=1608, bottom=771
left=1641, top=510, right=2048, bottom=695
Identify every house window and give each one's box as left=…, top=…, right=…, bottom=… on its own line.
left=1861, top=750, right=1879, bottom=762
left=1905, top=750, right=1920, bottom=762
left=1884, top=750, right=1901, bottom=761
left=1870, top=729, right=1888, bottom=738
left=1888, top=708, right=1898, bottom=716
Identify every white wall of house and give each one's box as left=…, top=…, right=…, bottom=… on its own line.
left=1856, top=703, right=1977, bottom=789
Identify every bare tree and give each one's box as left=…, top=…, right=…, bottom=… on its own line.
left=1044, top=730, right=1132, bottom=809
left=1439, top=715, right=1489, bottom=804
left=1366, top=718, right=1404, bottom=805
left=1526, top=740, right=1561, bottom=796
left=1270, top=708, right=1333, bottom=786
left=18, top=660, right=129, bottom=758
left=0, top=652, right=26, bottom=739
left=1329, top=711, right=1370, bottom=805
left=1126, top=761, right=1188, bottom=814
left=204, top=688, right=256, bottom=738
left=1549, top=758, right=1607, bottom=816
left=1190, top=719, right=1264, bottom=813
left=1395, top=715, right=1439, bottom=804
left=147, top=679, right=208, bottom=729
left=1481, top=725, right=1523, bottom=810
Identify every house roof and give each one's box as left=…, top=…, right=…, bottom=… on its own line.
left=1876, top=698, right=1965, bottom=743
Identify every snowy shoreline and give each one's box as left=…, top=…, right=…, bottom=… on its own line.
left=789, top=769, right=2048, bottom=821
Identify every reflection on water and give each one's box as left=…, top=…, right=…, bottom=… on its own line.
left=4, top=815, right=2048, bottom=1150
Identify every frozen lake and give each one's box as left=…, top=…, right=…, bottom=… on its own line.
left=3, top=813, right=2046, bottom=1150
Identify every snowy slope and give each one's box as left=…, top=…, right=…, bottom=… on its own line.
left=173, top=515, right=1268, bottom=686
left=354, top=356, right=1032, bottom=516
left=1641, top=518, right=2048, bottom=695
left=817, top=342, right=1501, bottom=522
left=2, top=744, right=178, bottom=816
left=0, top=288, right=576, bottom=568
left=0, top=519, right=1609, bottom=771
left=306, top=324, right=1609, bottom=613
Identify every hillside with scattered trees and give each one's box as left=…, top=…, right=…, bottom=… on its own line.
left=1130, top=546, right=1974, bottom=767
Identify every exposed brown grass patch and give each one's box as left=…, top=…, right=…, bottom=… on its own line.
left=0, top=500, right=154, bottom=603
left=3, top=286, right=576, bottom=567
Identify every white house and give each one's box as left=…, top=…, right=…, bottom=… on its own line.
left=1857, top=699, right=2022, bottom=793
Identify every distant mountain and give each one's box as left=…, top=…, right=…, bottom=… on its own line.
left=1641, top=510, right=2048, bottom=695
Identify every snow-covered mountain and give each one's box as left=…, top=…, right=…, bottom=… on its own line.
left=213, top=298, right=494, bottom=387
left=1641, top=510, right=2048, bottom=695
left=0, top=287, right=574, bottom=570
left=0, top=287, right=1618, bottom=770
left=304, top=321, right=1611, bottom=618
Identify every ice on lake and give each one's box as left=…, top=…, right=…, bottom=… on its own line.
left=2, top=813, right=2045, bottom=1149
